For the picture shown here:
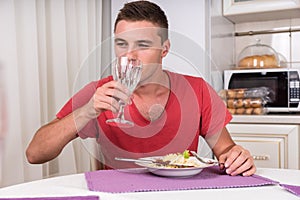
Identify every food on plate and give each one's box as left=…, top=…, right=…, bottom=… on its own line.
left=182, top=150, right=190, bottom=159
left=148, top=150, right=207, bottom=169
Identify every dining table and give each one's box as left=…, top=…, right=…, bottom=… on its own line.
left=0, top=167, right=299, bottom=200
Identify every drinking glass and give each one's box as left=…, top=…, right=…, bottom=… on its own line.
left=106, top=57, right=142, bottom=127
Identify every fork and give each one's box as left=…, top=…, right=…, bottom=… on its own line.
left=190, top=151, right=219, bottom=165
left=115, top=157, right=194, bottom=168
left=115, top=157, right=154, bottom=163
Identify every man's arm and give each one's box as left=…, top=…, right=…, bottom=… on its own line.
left=26, top=105, right=92, bottom=164
left=211, top=127, right=256, bottom=176
left=26, top=80, right=130, bottom=164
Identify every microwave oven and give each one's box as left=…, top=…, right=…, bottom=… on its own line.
left=224, top=68, right=300, bottom=113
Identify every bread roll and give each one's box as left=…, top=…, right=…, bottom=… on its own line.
left=245, top=108, right=253, bottom=115
left=243, top=98, right=251, bottom=108
left=262, top=55, right=278, bottom=68
left=250, top=98, right=263, bottom=108
left=228, top=108, right=236, bottom=115
left=235, top=108, right=245, bottom=114
left=238, top=54, right=278, bottom=69
left=235, top=99, right=244, bottom=108
left=227, top=89, right=236, bottom=98
left=227, top=99, right=235, bottom=108
left=236, top=89, right=245, bottom=98
left=253, top=107, right=264, bottom=115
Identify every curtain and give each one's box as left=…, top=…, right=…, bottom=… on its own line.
left=0, top=0, right=110, bottom=187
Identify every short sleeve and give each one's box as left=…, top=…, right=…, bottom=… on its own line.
left=56, top=76, right=113, bottom=139
left=56, top=81, right=98, bottom=119
left=200, top=80, right=232, bottom=138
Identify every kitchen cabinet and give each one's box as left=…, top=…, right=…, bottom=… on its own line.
left=223, top=0, right=300, bottom=23
left=226, top=123, right=300, bottom=169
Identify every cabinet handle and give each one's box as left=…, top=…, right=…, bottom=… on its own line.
left=252, top=155, right=270, bottom=160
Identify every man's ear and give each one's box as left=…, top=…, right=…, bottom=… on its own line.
left=161, top=39, right=170, bottom=58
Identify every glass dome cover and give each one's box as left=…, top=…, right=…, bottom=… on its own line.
left=236, top=39, right=280, bottom=69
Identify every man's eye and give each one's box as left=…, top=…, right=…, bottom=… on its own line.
left=115, top=42, right=128, bottom=48
left=137, top=43, right=150, bottom=49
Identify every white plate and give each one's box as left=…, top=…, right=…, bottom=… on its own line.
left=135, top=156, right=214, bottom=178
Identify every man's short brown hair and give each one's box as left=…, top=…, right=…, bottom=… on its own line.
left=114, top=1, right=169, bottom=43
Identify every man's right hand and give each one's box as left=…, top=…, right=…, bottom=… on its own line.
left=83, top=80, right=131, bottom=119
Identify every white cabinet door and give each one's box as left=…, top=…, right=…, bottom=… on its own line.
left=232, top=136, right=285, bottom=168
left=227, top=124, right=299, bottom=169
left=223, top=0, right=300, bottom=23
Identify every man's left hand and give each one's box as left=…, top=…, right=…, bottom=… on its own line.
left=218, top=145, right=256, bottom=176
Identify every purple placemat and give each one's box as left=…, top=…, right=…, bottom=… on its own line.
left=85, top=166, right=278, bottom=193
left=0, top=196, right=99, bottom=200
left=280, top=184, right=300, bottom=197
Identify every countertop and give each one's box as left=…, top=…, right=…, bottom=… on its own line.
left=231, top=114, right=300, bottom=124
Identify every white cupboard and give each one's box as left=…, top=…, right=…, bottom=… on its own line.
left=227, top=123, right=300, bottom=169
left=223, top=0, right=300, bottom=23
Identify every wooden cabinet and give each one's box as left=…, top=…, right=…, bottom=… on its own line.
left=227, top=123, right=300, bottom=169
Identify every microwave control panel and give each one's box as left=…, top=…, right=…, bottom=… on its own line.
left=289, top=71, right=300, bottom=104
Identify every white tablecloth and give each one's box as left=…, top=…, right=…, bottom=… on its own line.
left=0, top=168, right=299, bottom=200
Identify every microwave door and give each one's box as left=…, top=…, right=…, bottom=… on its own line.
left=228, top=72, right=288, bottom=109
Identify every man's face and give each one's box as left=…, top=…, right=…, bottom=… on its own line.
left=114, top=20, right=169, bottom=81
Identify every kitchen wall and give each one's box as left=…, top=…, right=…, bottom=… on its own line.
left=210, top=0, right=234, bottom=91
left=234, top=18, right=300, bottom=69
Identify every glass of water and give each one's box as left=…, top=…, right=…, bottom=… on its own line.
left=106, top=57, right=142, bottom=127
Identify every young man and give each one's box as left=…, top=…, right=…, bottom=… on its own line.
left=26, top=0, right=256, bottom=176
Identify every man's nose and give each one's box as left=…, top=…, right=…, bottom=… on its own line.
left=124, top=49, right=138, bottom=61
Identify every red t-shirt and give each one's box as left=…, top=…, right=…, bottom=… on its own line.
left=57, top=71, right=232, bottom=169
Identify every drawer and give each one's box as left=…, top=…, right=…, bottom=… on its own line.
left=227, top=124, right=299, bottom=169
left=232, top=136, right=285, bottom=168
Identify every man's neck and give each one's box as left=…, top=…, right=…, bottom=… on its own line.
left=132, top=70, right=170, bottom=121
left=134, top=70, right=170, bottom=97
